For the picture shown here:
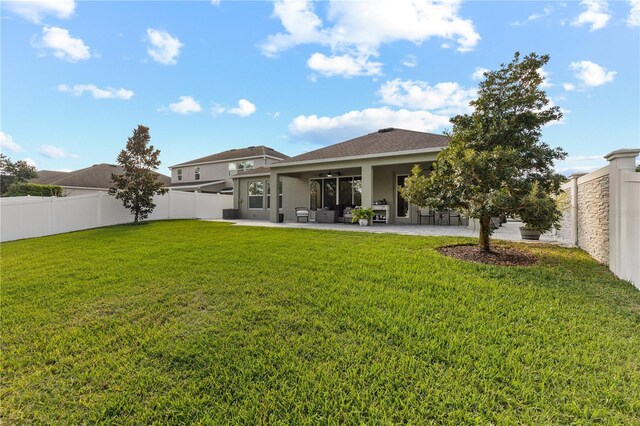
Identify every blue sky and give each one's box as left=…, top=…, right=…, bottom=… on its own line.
left=1, top=0, right=639, bottom=176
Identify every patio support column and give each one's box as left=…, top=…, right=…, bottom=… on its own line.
left=269, top=171, right=280, bottom=223
left=361, top=163, right=373, bottom=207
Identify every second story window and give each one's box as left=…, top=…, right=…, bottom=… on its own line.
left=177, top=169, right=182, bottom=181
left=229, top=160, right=255, bottom=175
left=195, top=167, right=201, bottom=181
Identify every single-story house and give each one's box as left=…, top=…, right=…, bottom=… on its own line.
left=232, top=128, right=448, bottom=224
left=168, top=146, right=289, bottom=194
left=31, top=163, right=170, bottom=196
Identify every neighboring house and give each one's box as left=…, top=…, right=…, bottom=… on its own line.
left=168, top=146, right=289, bottom=193
left=31, top=163, right=170, bottom=196
left=232, top=128, right=449, bottom=224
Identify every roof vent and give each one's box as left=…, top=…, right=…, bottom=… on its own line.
left=378, top=128, right=394, bottom=133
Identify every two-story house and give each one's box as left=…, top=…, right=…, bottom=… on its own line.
left=168, top=146, right=289, bottom=193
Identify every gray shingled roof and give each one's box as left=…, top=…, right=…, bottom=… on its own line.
left=276, top=128, right=448, bottom=165
left=171, top=146, right=289, bottom=168
left=33, top=170, right=70, bottom=184
left=32, top=164, right=171, bottom=189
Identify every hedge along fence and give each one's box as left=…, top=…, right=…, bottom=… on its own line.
left=0, top=190, right=233, bottom=242
left=2, top=183, right=63, bottom=197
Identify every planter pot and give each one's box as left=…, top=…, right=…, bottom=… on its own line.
left=520, top=227, right=541, bottom=240
left=358, top=219, right=370, bottom=226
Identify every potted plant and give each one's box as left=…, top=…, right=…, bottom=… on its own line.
left=352, top=207, right=375, bottom=226
left=517, top=183, right=563, bottom=240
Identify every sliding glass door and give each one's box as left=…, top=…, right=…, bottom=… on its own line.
left=311, top=176, right=361, bottom=210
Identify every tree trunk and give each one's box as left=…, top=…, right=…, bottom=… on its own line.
left=478, top=214, right=491, bottom=252
left=134, top=210, right=139, bottom=224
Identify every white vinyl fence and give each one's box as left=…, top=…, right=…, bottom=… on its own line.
left=0, top=190, right=233, bottom=242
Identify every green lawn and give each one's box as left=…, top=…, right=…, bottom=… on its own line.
left=2, top=220, right=639, bottom=424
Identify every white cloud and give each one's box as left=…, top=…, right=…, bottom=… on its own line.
left=570, top=60, right=616, bottom=87
left=563, top=82, right=576, bottom=91
left=58, top=84, right=134, bottom=100
left=378, top=79, right=476, bottom=114
left=289, top=107, right=451, bottom=144
left=211, top=0, right=221, bottom=5
left=267, top=111, right=281, bottom=120
left=146, top=28, right=183, bottom=65
left=33, top=26, right=91, bottom=62
left=23, top=158, right=37, bottom=168
left=307, top=52, right=382, bottom=77
left=471, top=66, right=489, bottom=81
left=39, top=145, right=78, bottom=159
left=261, top=0, right=479, bottom=78
left=3, top=0, right=75, bottom=23
left=511, top=5, right=553, bottom=26
left=538, top=67, right=553, bottom=88
left=162, top=96, right=202, bottom=114
left=554, top=154, right=607, bottom=175
left=228, top=99, right=256, bottom=117
left=260, top=0, right=328, bottom=58
left=402, top=54, right=418, bottom=68
left=571, top=0, right=611, bottom=31
left=214, top=99, right=256, bottom=117
left=629, top=0, right=640, bottom=26
left=0, top=131, right=23, bottom=153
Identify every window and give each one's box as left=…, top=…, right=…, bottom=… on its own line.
left=310, top=179, right=321, bottom=210
left=248, top=181, right=264, bottom=209
left=396, top=175, right=409, bottom=218
left=194, top=167, right=200, bottom=181
left=229, top=160, right=255, bottom=175
left=339, top=176, right=362, bottom=206
left=177, top=169, right=182, bottom=181
left=323, top=179, right=337, bottom=209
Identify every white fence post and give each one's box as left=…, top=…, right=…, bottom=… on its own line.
left=50, top=196, right=56, bottom=235
left=569, top=173, right=583, bottom=246
left=97, top=192, right=103, bottom=226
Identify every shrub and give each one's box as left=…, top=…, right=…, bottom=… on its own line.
left=4, top=182, right=64, bottom=197
left=518, top=182, right=562, bottom=233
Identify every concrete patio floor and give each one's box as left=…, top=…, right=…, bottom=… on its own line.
left=207, top=218, right=559, bottom=244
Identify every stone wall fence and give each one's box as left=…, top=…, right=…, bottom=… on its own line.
left=558, top=148, right=640, bottom=289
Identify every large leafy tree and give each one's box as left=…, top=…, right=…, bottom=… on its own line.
left=0, top=154, right=38, bottom=195
left=424, top=52, right=566, bottom=251
left=109, top=125, right=167, bottom=223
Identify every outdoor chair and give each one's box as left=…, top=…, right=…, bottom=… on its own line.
left=343, top=206, right=355, bottom=224
left=418, top=209, right=435, bottom=225
left=435, top=210, right=450, bottom=225
left=295, top=207, right=310, bottom=223
left=449, top=211, right=463, bottom=226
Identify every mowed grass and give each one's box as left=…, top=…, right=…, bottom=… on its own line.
left=1, top=221, right=639, bottom=424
